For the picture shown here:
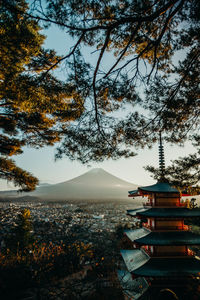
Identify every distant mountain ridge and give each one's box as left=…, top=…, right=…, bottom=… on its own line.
left=57, top=168, right=135, bottom=187
left=0, top=168, right=138, bottom=201
left=32, top=168, right=138, bottom=200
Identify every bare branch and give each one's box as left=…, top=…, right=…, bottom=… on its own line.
left=92, top=29, right=112, bottom=131
left=41, top=32, right=85, bottom=78
left=104, top=22, right=141, bottom=79
left=147, top=0, right=185, bottom=80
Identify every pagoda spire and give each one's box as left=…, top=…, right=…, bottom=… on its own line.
left=124, top=132, right=200, bottom=299
left=158, top=131, right=166, bottom=182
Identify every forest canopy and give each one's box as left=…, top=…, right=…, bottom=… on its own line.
left=1, top=0, right=199, bottom=190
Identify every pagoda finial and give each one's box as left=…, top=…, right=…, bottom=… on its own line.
left=158, top=131, right=166, bottom=181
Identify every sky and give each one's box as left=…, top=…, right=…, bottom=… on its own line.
left=0, top=20, right=196, bottom=191
left=0, top=141, right=196, bottom=191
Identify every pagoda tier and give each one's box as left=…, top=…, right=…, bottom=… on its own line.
left=117, top=270, right=149, bottom=300
left=119, top=180, right=200, bottom=299
left=127, top=208, right=200, bottom=218
left=118, top=136, right=200, bottom=298
left=121, top=249, right=149, bottom=273
left=121, top=249, right=200, bottom=277
left=124, top=229, right=200, bottom=246
left=129, top=182, right=179, bottom=195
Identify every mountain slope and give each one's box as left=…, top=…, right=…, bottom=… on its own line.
left=31, top=168, right=138, bottom=200
left=58, top=168, right=135, bottom=187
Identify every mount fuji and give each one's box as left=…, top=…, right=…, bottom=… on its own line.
left=28, top=168, right=138, bottom=201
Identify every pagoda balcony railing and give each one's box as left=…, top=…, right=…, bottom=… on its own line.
left=179, top=203, right=187, bottom=207
left=143, top=202, right=152, bottom=207
left=155, top=225, right=191, bottom=231
left=143, top=248, right=152, bottom=256
left=156, top=202, right=182, bottom=207
left=142, top=223, right=151, bottom=229
left=143, top=249, right=194, bottom=257
left=143, top=202, right=186, bottom=207
left=142, top=223, right=191, bottom=231
left=152, top=252, right=194, bottom=257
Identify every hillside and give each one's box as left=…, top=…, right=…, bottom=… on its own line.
left=27, top=168, right=138, bottom=201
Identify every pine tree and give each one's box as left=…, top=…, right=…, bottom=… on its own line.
left=145, top=151, right=200, bottom=192
left=2, top=1, right=199, bottom=187
left=0, top=0, right=84, bottom=191
left=24, top=0, right=199, bottom=181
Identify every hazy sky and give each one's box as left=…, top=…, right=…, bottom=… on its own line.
left=0, top=23, right=196, bottom=190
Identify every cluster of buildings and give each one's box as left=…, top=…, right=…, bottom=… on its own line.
left=0, top=200, right=139, bottom=246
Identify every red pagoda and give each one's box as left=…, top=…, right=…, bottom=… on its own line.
left=118, top=135, right=200, bottom=299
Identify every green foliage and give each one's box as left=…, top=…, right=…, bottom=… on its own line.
left=0, top=239, right=94, bottom=299
left=145, top=150, right=200, bottom=191
left=22, top=0, right=199, bottom=182
left=0, top=158, right=38, bottom=192
left=6, top=209, right=35, bottom=251
left=190, top=198, right=198, bottom=209
left=1, top=0, right=200, bottom=186
left=1, top=0, right=84, bottom=191
left=190, top=225, right=200, bottom=234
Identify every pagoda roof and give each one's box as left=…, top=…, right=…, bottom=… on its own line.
left=127, top=207, right=146, bottom=216
left=133, top=257, right=200, bottom=277
left=117, top=270, right=149, bottom=299
left=138, top=182, right=179, bottom=193
left=124, top=228, right=150, bottom=241
left=121, top=249, right=200, bottom=277
left=129, top=182, right=179, bottom=196
left=120, top=249, right=149, bottom=273
left=136, top=208, right=200, bottom=218
left=125, top=229, right=200, bottom=245
left=128, top=189, right=140, bottom=197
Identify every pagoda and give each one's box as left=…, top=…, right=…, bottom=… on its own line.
left=118, top=134, right=200, bottom=300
